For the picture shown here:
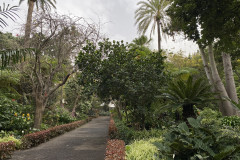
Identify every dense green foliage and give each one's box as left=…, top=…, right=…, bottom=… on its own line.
left=126, top=138, right=162, bottom=160
left=77, top=39, right=165, bottom=128
left=155, top=117, right=240, bottom=159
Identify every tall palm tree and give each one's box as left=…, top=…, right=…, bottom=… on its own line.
left=135, top=0, right=169, bottom=51
left=19, top=0, right=56, bottom=47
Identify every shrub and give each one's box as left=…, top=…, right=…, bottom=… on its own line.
left=21, top=119, right=87, bottom=149
left=99, top=111, right=110, bottom=116
left=132, top=129, right=163, bottom=141
left=222, top=116, right=240, bottom=128
left=105, top=139, right=125, bottom=160
left=155, top=117, right=240, bottom=160
left=199, top=107, right=222, bottom=128
left=114, top=118, right=163, bottom=144
left=113, top=118, right=134, bottom=144
left=0, top=141, right=15, bottom=160
left=0, top=98, right=33, bottom=135
left=43, top=107, right=76, bottom=126
left=126, top=138, right=162, bottom=160
left=0, top=136, right=21, bottom=149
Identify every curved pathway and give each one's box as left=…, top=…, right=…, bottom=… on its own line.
left=11, top=116, right=110, bottom=160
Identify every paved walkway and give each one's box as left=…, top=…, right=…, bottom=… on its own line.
left=11, top=116, right=110, bottom=160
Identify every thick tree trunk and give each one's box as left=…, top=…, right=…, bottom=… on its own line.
left=157, top=20, right=161, bottom=51
left=222, top=53, right=238, bottom=104
left=33, top=96, right=44, bottom=129
left=24, top=0, right=35, bottom=47
left=208, top=44, right=234, bottom=116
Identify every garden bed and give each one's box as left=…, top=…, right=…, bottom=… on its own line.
left=105, top=117, right=126, bottom=160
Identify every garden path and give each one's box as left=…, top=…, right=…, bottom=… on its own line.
left=11, top=116, right=110, bottom=160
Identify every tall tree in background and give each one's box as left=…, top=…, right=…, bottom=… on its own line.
left=19, top=0, right=56, bottom=47
left=167, top=0, right=240, bottom=116
left=135, top=0, right=169, bottom=51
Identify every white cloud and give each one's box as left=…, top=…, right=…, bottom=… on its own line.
left=2, top=0, right=198, bottom=55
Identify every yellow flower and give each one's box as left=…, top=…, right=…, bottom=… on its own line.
left=22, top=114, right=25, bottom=117
left=14, top=113, right=18, bottom=117
left=27, top=113, right=30, bottom=117
left=27, top=118, right=30, bottom=120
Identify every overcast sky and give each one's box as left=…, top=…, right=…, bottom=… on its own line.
left=2, top=0, right=198, bottom=55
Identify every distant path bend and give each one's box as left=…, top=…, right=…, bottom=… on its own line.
left=11, top=116, right=110, bottom=160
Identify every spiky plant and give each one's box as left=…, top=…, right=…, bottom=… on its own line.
left=161, top=76, right=215, bottom=120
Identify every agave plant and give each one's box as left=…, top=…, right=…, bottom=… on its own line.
left=160, top=76, right=216, bottom=120
left=0, top=3, right=19, bottom=28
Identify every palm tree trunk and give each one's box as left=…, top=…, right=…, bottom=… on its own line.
left=157, top=20, right=161, bottom=51
left=24, top=0, right=35, bottom=47
left=222, top=52, right=238, bottom=103
left=208, top=44, right=234, bottom=116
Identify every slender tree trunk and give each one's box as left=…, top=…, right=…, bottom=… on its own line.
left=157, top=20, right=161, bottom=51
left=24, top=0, right=35, bottom=47
left=71, top=95, right=80, bottom=117
left=208, top=44, right=234, bottom=116
left=123, top=102, right=128, bottom=123
left=222, top=52, right=238, bottom=103
left=199, top=46, right=214, bottom=89
left=115, top=100, right=122, bottom=120
left=199, top=46, right=224, bottom=110
left=33, top=96, right=44, bottom=129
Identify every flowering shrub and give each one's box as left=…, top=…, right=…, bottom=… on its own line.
left=0, top=97, right=33, bottom=135
left=0, top=141, right=15, bottom=160
left=108, top=118, right=117, bottom=139
left=21, top=119, right=88, bottom=149
left=105, top=139, right=125, bottom=160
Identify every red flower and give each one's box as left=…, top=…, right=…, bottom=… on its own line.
left=11, top=99, right=15, bottom=102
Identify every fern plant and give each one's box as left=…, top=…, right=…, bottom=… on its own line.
left=160, top=76, right=216, bottom=120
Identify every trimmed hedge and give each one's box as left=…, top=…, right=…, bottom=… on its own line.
left=21, top=118, right=91, bottom=149
left=105, top=139, right=125, bottom=160
left=0, top=141, right=15, bottom=160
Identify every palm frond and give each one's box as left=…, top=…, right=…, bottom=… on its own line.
left=159, top=76, right=216, bottom=110
left=135, top=0, right=170, bottom=44
left=0, top=3, right=19, bottom=28
left=0, top=48, right=34, bottom=69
